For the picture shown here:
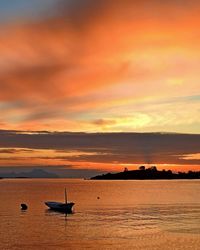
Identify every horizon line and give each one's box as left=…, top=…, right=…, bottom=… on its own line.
left=0, top=129, right=199, bottom=136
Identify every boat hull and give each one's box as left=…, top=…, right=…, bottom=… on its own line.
left=45, top=201, right=75, bottom=213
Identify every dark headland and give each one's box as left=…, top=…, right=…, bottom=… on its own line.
left=91, top=166, right=200, bottom=180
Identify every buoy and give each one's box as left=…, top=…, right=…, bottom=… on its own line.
left=21, top=203, right=28, bottom=210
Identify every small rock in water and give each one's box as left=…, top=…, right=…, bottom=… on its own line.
left=21, top=203, right=28, bottom=210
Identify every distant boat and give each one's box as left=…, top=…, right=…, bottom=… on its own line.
left=45, top=188, right=75, bottom=213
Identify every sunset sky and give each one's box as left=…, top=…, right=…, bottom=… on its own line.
left=0, top=1, right=199, bottom=176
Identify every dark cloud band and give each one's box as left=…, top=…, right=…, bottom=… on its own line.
left=0, top=130, right=199, bottom=165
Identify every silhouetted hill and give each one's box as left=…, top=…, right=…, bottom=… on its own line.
left=91, top=166, right=200, bottom=180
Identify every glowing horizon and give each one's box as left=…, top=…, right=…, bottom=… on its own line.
left=0, top=130, right=199, bottom=177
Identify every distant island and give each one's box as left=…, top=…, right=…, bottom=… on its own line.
left=0, top=169, right=58, bottom=179
left=91, top=166, right=200, bottom=180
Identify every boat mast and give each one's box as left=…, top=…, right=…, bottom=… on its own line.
left=65, top=188, right=67, bottom=204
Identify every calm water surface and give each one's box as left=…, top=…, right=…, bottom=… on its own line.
left=0, top=179, right=200, bottom=250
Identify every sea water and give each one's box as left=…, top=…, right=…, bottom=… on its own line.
left=0, top=179, right=200, bottom=250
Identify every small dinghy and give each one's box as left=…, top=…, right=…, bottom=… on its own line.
left=45, top=188, right=74, bottom=213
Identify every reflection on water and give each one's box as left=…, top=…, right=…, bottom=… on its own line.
left=0, top=179, right=200, bottom=250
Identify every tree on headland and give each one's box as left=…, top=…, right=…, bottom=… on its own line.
left=124, top=167, right=128, bottom=172
left=139, top=166, right=145, bottom=171
left=150, top=166, right=157, bottom=171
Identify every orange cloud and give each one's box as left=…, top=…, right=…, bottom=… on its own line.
left=0, top=1, right=199, bottom=132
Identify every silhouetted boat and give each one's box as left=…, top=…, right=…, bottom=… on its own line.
left=45, top=188, right=74, bottom=213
